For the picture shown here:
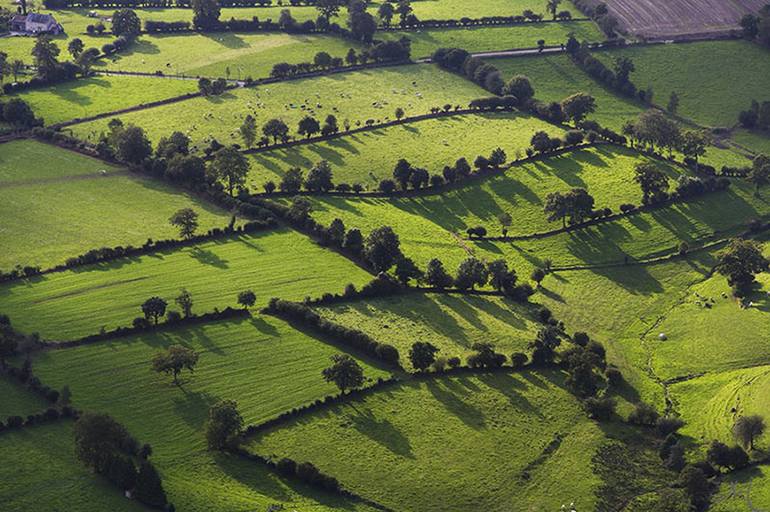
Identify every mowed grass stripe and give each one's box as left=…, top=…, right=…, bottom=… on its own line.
left=30, top=316, right=390, bottom=511
left=0, top=228, right=372, bottom=340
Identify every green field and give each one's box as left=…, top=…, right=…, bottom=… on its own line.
left=70, top=64, right=487, bottom=148
left=98, top=32, right=365, bottom=79
left=11, top=75, right=196, bottom=125
left=0, top=139, right=233, bottom=271
left=0, top=377, right=49, bottom=418
left=0, top=421, right=149, bottom=511
left=315, top=292, right=541, bottom=369
left=0, top=228, right=372, bottom=340
left=29, top=316, right=388, bottom=512
left=385, top=21, right=603, bottom=58
left=647, top=250, right=770, bottom=381
left=595, top=40, right=770, bottom=128
left=712, top=463, right=770, bottom=511
left=732, top=129, right=770, bottom=157
left=247, top=111, right=565, bottom=187
left=671, top=365, right=770, bottom=451
left=247, top=371, right=609, bottom=511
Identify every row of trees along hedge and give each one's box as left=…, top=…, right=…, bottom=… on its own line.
left=565, top=36, right=640, bottom=99
left=264, top=298, right=401, bottom=366
left=571, top=0, right=620, bottom=36
left=390, top=11, right=575, bottom=30
left=74, top=413, right=171, bottom=510
left=268, top=41, right=410, bottom=79
left=431, top=48, right=508, bottom=95
left=738, top=99, right=770, bottom=131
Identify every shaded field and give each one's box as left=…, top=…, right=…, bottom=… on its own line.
left=315, top=292, right=541, bottom=369
left=0, top=139, right=233, bottom=271
left=99, top=32, right=365, bottom=80
left=70, top=65, right=487, bottom=149
left=11, top=75, right=197, bottom=125
left=384, top=21, right=603, bottom=58
left=30, top=315, right=388, bottom=512
left=247, top=111, right=565, bottom=187
left=712, top=463, right=770, bottom=511
left=648, top=248, right=770, bottom=380
left=247, top=370, right=608, bottom=512
left=0, top=421, right=149, bottom=511
left=0, top=377, right=49, bottom=419
left=732, top=129, right=770, bottom=156
left=594, top=40, right=770, bottom=128
left=0, top=228, right=372, bottom=340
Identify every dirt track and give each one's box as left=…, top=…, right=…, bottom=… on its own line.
left=595, top=0, right=767, bottom=38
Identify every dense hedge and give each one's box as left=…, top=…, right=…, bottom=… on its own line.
left=0, top=406, right=79, bottom=434
left=264, top=298, right=401, bottom=367
left=382, top=14, right=583, bottom=31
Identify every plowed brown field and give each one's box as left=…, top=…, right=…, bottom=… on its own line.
left=597, top=0, right=766, bottom=38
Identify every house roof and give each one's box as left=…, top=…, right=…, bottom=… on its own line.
left=26, top=13, right=57, bottom=24
left=10, top=14, right=27, bottom=22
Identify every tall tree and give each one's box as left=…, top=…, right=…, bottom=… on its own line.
left=408, top=341, right=439, bottom=371
left=67, top=38, right=84, bottom=59
left=322, top=354, right=364, bottom=393
left=141, top=296, right=168, bottom=325
left=205, top=399, right=243, bottom=450
left=208, top=146, right=249, bottom=196
left=561, top=92, right=596, bottom=124
left=454, top=257, right=489, bottom=290
left=152, top=345, right=198, bottom=384
left=546, top=0, right=562, bottom=19
left=734, top=415, right=766, bottom=450
left=31, top=36, right=60, bottom=81
left=168, top=208, right=199, bottom=239
left=262, top=118, right=289, bottom=143
left=364, top=226, right=403, bottom=272
left=315, top=0, right=344, bottom=22
left=716, top=238, right=769, bottom=296
left=111, top=9, right=141, bottom=38
left=634, top=162, right=669, bottom=204
left=191, top=0, right=220, bottom=29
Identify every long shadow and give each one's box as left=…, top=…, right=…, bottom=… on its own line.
left=189, top=246, right=229, bottom=269
left=348, top=407, right=415, bottom=459
left=425, top=378, right=485, bottom=429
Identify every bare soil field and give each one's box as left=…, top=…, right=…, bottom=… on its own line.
left=594, top=0, right=767, bottom=38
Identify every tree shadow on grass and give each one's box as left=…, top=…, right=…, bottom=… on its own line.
left=171, top=388, right=218, bottom=430
left=348, top=407, right=415, bottom=459
left=189, top=246, right=229, bottom=269
left=425, top=378, right=485, bottom=429
left=478, top=372, right=541, bottom=416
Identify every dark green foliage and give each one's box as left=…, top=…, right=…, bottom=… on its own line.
left=409, top=341, right=439, bottom=371
left=134, top=461, right=168, bottom=508
left=205, top=399, right=243, bottom=450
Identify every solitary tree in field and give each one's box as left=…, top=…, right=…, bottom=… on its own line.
left=395, top=107, right=405, bottom=120
left=322, top=354, right=364, bottom=393
left=169, top=208, right=199, bottom=239
left=175, top=289, right=194, bottom=318
left=531, top=268, right=546, bottom=288
left=237, top=290, right=256, bottom=310
left=734, top=415, right=766, bottom=450
left=152, top=344, right=198, bottom=384
left=409, top=341, right=439, bottom=371
left=208, top=147, right=249, bottom=196
left=112, top=9, right=141, bottom=38
left=750, top=155, right=770, bottom=193
left=498, top=212, right=512, bottom=237
left=205, top=399, right=243, bottom=450
left=717, top=238, right=769, bottom=296
left=142, top=297, right=168, bottom=325
left=67, top=38, right=84, bottom=59
left=240, top=115, right=257, bottom=148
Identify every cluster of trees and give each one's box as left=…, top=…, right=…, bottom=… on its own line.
left=716, top=238, right=769, bottom=297
left=205, top=399, right=243, bottom=450
left=0, top=316, right=37, bottom=369
left=566, top=37, right=638, bottom=98
left=420, top=256, right=536, bottom=300
left=624, top=110, right=709, bottom=166
left=738, top=99, right=770, bottom=131
left=241, top=113, right=347, bottom=149
left=74, top=413, right=169, bottom=509
left=529, top=129, right=586, bottom=156
left=0, top=97, right=42, bottom=128
left=571, top=0, right=618, bottom=36
left=431, top=48, right=505, bottom=95
left=197, top=77, right=228, bottom=95
left=544, top=188, right=596, bottom=227
left=740, top=5, right=770, bottom=48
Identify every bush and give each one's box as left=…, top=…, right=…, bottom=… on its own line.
left=657, top=416, right=686, bottom=437
left=628, top=402, right=660, bottom=426
left=585, top=397, right=616, bottom=420
left=573, top=331, right=589, bottom=346
left=605, top=366, right=623, bottom=387
left=447, top=356, right=461, bottom=368
left=510, top=352, right=528, bottom=368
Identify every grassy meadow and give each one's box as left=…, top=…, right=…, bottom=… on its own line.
left=384, top=20, right=603, bottom=58
left=0, top=228, right=372, bottom=340
left=12, top=75, right=196, bottom=125
left=712, top=464, right=770, bottom=511
left=0, top=377, right=49, bottom=418
left=0, top=421, right=150, bottom=511
left=246, top=111, right=565, bottom=187
left=70, top=64, right=487, bottom=148
left=594, top=40, right=770, bottom=128
left=315, top=292, right=541, bottom=369
left=0, top=139, right=233, bottom=271
left=29, top=315, right=388, bottom=512
left=247, top=370, right=610, bottom=512
left=98, top=32, right=365, bottom=79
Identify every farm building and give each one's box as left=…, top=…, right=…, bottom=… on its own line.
left=9, top=13, right=63, bottom=35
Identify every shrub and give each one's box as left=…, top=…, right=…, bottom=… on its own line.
left=510, top=352, right=528, bottom=368
left=447, top=356, right=461, bottom=368
left=628, top=402, right=660, bottom=426
left=585, top=397, right=616, bottom=421
left=657, top=417, right=686, bottom=437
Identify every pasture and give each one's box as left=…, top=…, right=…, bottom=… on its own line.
left=315, top=292, right=541, bottom=369
left=70, top=64, right=488, bottom=148
left=0, top=139, right=233, bottom=271
left=247, top=370, right=611, bottom=512
left=98, top=32, right=365, bottom=80
left=712, top=464, right=770, bottom=511
left=11, top=75, right=197, bottom=125
left=29, top=315, right=388, bottom=511
left=594, top=40, right=770, bottom=128
left=0, top=377, right=48, bottom=418
left=383, top=21, right=603, bottom=58
left=0, top=228, right=372, bottom=340
left=246, top=111, right=565, bottom=186
left=0, top=422, right=148, bottom=512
